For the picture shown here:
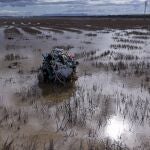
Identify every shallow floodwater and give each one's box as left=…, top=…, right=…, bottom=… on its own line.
left=0, top=25, right=150, bottom=149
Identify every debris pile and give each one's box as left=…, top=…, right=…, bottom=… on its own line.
left=38, top=48, right=78, bottom=84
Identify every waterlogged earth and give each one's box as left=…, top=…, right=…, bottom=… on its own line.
left=0, top=23, right=150, bottom=150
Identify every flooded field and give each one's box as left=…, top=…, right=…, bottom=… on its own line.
left=0, top=18, right=150, bottom=150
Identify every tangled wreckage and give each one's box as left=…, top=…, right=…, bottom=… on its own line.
left=38, top=48, right=78, bottom=84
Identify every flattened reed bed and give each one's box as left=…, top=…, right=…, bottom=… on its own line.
left=4, top=27, right=22, bottom=36
left=126, top=31, right=150, bottom=36
left=113, top=52, right=139, bottom=61
left=113, top=37, right=145, bottom=44
left=110, top=44, right=142, bottom=50
left=81, top=41, right=92, bottom=44
left=55, top=27, right=82, bottom=34
left=5, top=44, right=31, bottom=51
left=75, top=50, right=97, bottom=59
left=85, top=51, right=139, bottom=61
left=38, top=26, right=82, bottom=34
left=4, top=53, right=27, bottom=61
left=91, top=61, right=150, bottom=77
left=85, top=33, right=97, bottom=37
left=37, top=27, right=64, bottom=34
left=4, top=27, right=22, bottom=39
left=132, top=35, right=150, bottom=40
left=53, top=45, right=74, bottom=50
left=21, top=27, right=42, bottom=35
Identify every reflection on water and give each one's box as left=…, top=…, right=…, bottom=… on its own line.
left=38, top=82, right=76, bottom=102
left=106, top=116, right=129, bottom=140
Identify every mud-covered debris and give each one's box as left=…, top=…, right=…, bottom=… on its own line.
left=38, top=48, right=78, bottom=84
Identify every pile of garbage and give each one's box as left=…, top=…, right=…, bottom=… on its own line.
left=38, top=48, right=78, bottom=84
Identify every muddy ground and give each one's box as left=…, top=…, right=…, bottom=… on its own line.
left=0, top=17, right=150, bottom=150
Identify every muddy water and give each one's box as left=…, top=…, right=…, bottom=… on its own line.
left=0, top=25, right=150, bottom=149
